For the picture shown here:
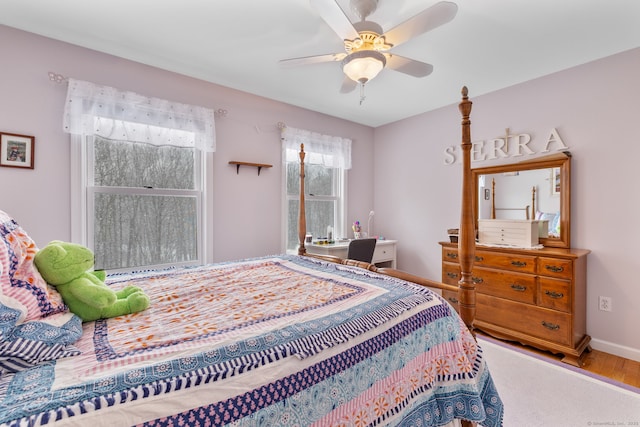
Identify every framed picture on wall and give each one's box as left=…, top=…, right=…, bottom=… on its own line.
left=551, top=167, right=561, bottom=195
left=0, top=132, right=35, bottom=169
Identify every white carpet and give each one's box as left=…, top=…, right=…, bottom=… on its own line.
left=478, top=336, right=640, bottom=427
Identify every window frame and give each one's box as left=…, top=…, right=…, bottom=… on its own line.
left=282, top=152, right=347, bottom=253
left=71, top=134, right=207, bottom=272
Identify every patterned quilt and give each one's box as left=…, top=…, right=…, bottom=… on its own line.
left=0, top=255, right=503, bottom=426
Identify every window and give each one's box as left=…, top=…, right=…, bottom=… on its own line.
left=88, top=136, right=201, bottom=270
left=64, top=79, right=215, bottom=271
left=285, top=159, right=344, bottom=251
left=281, top=127, right=351, bottom=252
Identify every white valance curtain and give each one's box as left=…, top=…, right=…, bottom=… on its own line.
left=63, top=79, right=216, bottom=152
left=281, top=126, right=352, bottom=170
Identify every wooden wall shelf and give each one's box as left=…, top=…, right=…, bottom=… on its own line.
left=228, top=161, right=273, bottom=175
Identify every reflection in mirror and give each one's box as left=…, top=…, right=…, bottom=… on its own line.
left=471, top=152, right=571, bottom=248
left=479, top=168, right=561, bottom=236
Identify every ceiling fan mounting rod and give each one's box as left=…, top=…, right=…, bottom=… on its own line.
left=350, top=0, right=378, bottom=21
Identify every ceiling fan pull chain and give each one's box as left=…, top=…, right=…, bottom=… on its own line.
left=359, top=83, right=366, bottom=105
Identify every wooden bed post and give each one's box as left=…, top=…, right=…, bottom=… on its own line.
left=491, top=178, right=496, bottom=219
left=458, top=87, right=476, bottom=334
left=296, top=90, right=479, bottom=338
left=297, top=144, right=307, bottom=256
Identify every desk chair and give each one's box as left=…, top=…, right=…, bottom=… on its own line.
left=347, top=238, right=377, bottom=263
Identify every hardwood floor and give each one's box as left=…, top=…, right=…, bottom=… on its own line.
left=477, top=332, right=640, bottom=389
left=583, top=349, right=640, bottom=388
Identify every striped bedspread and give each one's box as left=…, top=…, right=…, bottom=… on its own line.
left=0, top=255, right=503, bottom=426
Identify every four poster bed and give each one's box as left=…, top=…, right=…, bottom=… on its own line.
left=489, top=178, right=536, bottom=220
left=0, top=89, right=501, bottom=426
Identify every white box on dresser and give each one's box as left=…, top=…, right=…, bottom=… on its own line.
left=478, top=219, right=541, bottom=248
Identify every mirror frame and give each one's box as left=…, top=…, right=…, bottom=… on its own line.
left=471, top=151, right=571, bottom=249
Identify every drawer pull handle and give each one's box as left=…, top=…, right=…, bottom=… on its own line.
left=510, top=284, right=527, bottom=292
left=446, top=252, right=458, bottom=260
left=511, top=261, right=527, bottom=267
left=472, top=276, right=483, bottom=284
left=446, top=272, right=459, bottom=279
left=545, top=290, right=564, bottom=299
left=541, top=321, right=560, bottom=331
left=475, top=256, right=484, bottom=262
left=545, top=265, right=564, bottom=273
left=448, top=297, right=459, bottom=304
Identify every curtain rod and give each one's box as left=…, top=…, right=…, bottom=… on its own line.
left=48, top=71, right=228, bottom=118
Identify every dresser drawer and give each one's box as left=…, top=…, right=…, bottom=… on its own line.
left=479, top=230, right=532, bottom=247
left=442, top=289, right=460, bottom=312
left=373, top=244, right=396, bottom=264
left=478, top=219, right=539, bottom=247
left=442, top=262, right=460, bottom=285
left=537, top=257, right=573, bottom=279
left=442, top=247, right=459, bottom=263
left=477, top=294, right=572, bottom=346
left=474, top=250, right=537, bottom=274
left=539, top=278, right=571, bottom=312
left=473, top=267, right=536, bottom=304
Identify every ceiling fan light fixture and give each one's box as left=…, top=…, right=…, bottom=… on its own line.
left=342, top=50, right=386, bottom=83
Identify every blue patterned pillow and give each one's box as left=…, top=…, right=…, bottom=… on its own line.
left=0, top=303, right=82, bottom=372
left=0, top=210, right=83, bottom=374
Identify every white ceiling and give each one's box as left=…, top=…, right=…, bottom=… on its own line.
left=1, top=0, right=639, bottom=127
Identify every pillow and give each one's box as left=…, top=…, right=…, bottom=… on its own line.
left=538, top=211, right=560, bottom=237
left=0, top=303, right=82, bottom=373
left=0, top=210, right=66, bottom=321
left=0, top=210, right=82, bottom=374
left=538, top=211, right=555, bottom=222
left=550, top=213, right=561, bottom=236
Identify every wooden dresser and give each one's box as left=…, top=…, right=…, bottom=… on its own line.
left=440, top=242, right=591, bottom=366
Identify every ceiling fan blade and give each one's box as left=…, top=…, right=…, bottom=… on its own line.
left=385, top=55, right=433, bottom=77
left=383, top=1, right=458, bottom=47
left=279, top=53, right=346, bottom=67
left=339, top=76, right=357, bottom=93
left=310, top=0, right=360, bottom=41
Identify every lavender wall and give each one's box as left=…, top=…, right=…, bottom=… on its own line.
left=0, top=25, right=374, bottom=263
left=374, top=47, right=640, bottom=360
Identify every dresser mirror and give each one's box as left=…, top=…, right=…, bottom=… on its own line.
left=471, top=151, right=571, bottom=248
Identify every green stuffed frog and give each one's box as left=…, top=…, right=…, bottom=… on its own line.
left=34, top=241, right=150, bottom=322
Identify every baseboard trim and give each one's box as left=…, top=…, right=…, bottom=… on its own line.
left=591, top=338, right=640, bottom=362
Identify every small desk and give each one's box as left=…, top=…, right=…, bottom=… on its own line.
left=306, top=240, right=397, bottom=268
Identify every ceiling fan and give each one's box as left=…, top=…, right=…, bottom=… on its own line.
left=280, top=0, right=458, bottom=99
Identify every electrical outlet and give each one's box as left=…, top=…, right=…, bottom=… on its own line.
left=598, top=296, right=612, bottom=312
